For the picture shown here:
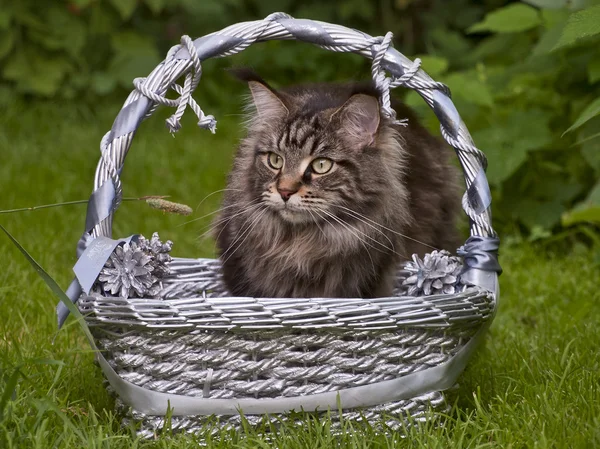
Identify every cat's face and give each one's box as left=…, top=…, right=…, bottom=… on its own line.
left=244, top=81, right=383, bottom=224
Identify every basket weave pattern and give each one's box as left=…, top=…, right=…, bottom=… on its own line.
left=79, top=258, right=493, bottom=433
left=81, top=259, right=492, bottom=399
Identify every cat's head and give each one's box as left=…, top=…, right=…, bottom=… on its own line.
left=234, top=70, right=402, bottom=225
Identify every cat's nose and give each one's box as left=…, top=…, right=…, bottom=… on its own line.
left=277, top=187, right=298, bottom=202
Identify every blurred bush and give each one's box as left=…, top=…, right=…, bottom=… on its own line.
left=0, top=0, right=599, bottom=238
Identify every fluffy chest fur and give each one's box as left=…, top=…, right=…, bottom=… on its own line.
left=218, top=201, right=405, bottom=298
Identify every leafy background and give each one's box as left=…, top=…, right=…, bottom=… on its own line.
left=1, top=0, right=599, bottom=240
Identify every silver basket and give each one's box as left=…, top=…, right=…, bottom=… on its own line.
left=59, top=12, right=501, bottom=438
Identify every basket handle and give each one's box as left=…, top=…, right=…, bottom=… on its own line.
left=76, top=13, right=499, bottom=292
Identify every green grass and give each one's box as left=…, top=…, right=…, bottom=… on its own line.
left=1, top=100, right=599, bottom=448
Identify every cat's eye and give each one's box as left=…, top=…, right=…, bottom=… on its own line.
left=267, top=152, right=284, bottom=170
left=311, top=158, right=333, bottom=174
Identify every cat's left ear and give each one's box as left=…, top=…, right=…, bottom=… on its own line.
left=247, top=81, right=289, bottom=120
left=331, top=94, right=380, bottom=150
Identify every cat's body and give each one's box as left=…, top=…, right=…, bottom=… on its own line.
left=214, top=71, right=461, bottom=298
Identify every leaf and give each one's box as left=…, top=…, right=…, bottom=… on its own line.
left=562, top=182, right=600, bottom=226
left=553, top=4, right=600, bottom=49
left=578, top=131, right=600, bottom=145
left=429, top=28, right=473, bottom=63
left=532, top=176, right=583, bottom=202
left=468, top=4, right=541, bottom=34
left=415, top=55, right=449, bottom=77
left=474, top=109, right=553, bottom=184
left=478, top=134, right=529, bottom=185
left=586, top=182, right=600, bottom=204
left=562, top=205, right=600, bottom=225
left=515, top=199, right=565, bottom=229
left=108, top=0, right=137, bottom=20
left=0, top=29, right=13, bottom=59
left=532, top=24, right=564, bottom=55
left=527, top=225, right=552, bottom=241
left=589, top=58, right=600, bottom=83
left=444, top=72, right=494, bottom=107
left=580, top=122, right=600, bottom=174
left=564, top=97, right=600, bottom=134
left=465, top=33, right=531, bottom=65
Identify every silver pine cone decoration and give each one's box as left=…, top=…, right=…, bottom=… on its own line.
left=400, top=250, right=462, bottom=296
left=97, top=232, right=173, bottom=298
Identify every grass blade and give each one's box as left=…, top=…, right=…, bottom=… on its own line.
left=0, top=224, right=96, bottom=348
left=0, top=368, right=21, bottom=421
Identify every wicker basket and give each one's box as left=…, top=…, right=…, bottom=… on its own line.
left=58, top=12, right=501, bottom=438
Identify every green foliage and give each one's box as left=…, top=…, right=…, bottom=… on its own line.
left=467, top=4, right=541, bottom=33
left=564, top=96, right=600, bottom=134
left=405, top=0, right=600, bottom=235
left=0, top=0, right=599, bottom=237
left=553, top=3, right=600, bottom=48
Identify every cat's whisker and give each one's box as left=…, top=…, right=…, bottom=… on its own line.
left=197, top=202, right=260, bottom=235
left=195, top=188, right=246, bottom=210
left=197, top=202, right=264, bottom=241
left=178, top=199, right=262, bottom=227
left=314, top=208, right=376, bottom=274
left=334, top=204, right=440, bottom=251
left=328, top=206, right=397, bottom=252
left=316, top=207, right=399, bottom=257
left=220, top=207, right=263, bottom=256
left=306, top=208, right=327, bottom=240
left=318, top=208, right=394, bottom=253
left=221, top=207, right=269, bottom=264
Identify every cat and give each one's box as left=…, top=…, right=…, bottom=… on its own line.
left=213, top=69, right=461, bottom=299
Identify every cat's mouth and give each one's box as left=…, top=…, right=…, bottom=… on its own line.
left=268, top=200, right=316, bottom=224
left=277, top=205, right=311, bottom=224
left=264, top=191, right=316, bottom=224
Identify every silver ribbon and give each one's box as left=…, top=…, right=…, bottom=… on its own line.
left=57, top=179, right=120, bottom=327
left=457, top=236, right=501, bottom=294
left=457, top=236, right=501, bottom=274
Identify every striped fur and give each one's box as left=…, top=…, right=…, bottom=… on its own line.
left=214, top=73, right=461, bottom=298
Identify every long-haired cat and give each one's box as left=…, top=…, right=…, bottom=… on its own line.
left=214, top=70, right=461, bottom=298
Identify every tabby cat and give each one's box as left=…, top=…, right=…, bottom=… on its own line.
left=214, top=70, right=461, bottom=298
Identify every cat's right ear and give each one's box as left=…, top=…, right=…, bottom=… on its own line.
left=247, top=81, right=289, bottom=119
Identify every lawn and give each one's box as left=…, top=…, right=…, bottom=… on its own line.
left=1, top=99, right=599, bottom=448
